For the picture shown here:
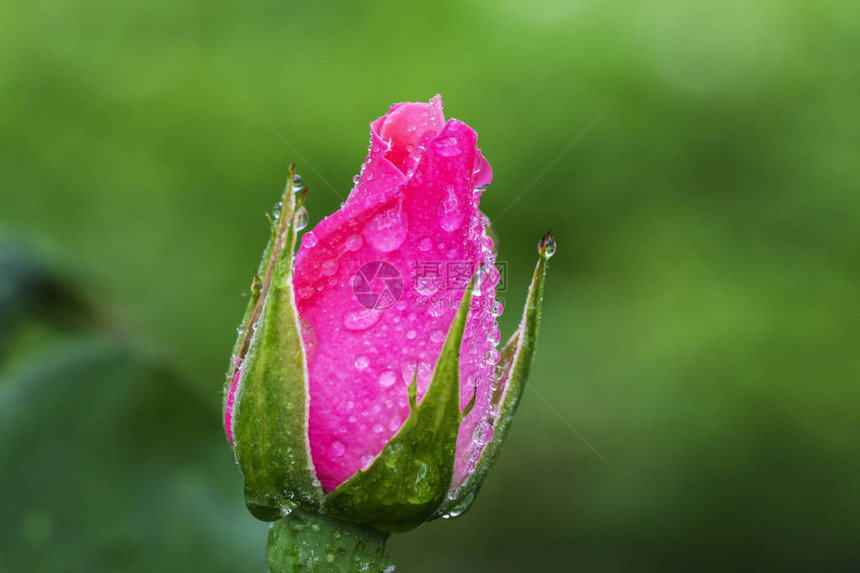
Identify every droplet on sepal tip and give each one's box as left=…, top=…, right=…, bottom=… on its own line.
left=440, top=491, right=476, bottom=520
left=539, top=231, right=556, bottom=259
left=292, top=173, right=304, bottom=192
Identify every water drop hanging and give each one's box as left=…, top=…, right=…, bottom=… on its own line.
left=294, top=206, right=309, bottom=231
left=292, top=173, right=304, bottom=192
left=539, top=232, right=556, bottom=258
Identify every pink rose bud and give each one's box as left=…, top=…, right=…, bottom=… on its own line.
left=224, top=96, right=552, bottom=533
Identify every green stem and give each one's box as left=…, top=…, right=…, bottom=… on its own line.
left=266, top=510, right=395, bottom=572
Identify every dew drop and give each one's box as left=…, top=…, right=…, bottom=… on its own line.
left=472, top=263, right=490, bottom=295
left=492, top=300, right=504, bottom=317
left=301, top=231, right=317, bottom=248
left=429, top=301, right=447, bottom=318
left=430, top=329, right=445, bottom=343
left=418, top=237, right=433, bottom=252
left=473, top=421, right=494, bottom=446
left=378, top=370, right=397, bottom=387
left=438, top=186, right=464, bottom=232
left=345, top=234, right=363, bottom=251
left=292, top=173, right=304, bottom=192
left=330, top=440, right=345, bottom=457
left=245, top=499, right=284, bottom=522
left=321, top=260, right=338, bottom=277
left=388, top=414, right=403, bottom=432
left=272, top=202, right=283, bottom=220
left=355, top=355, right=370, bottom=370
left=539, top=232, right=557, bottom=258
left=297, top=286, right=314, bottom=300
left=481, top=214, right=499, bottom=256
left=406, top=330, right=417, bottom=340
left=364, top=205, right=408, bottom=252
left=441, top=491, right=475, bottom=520
left=294, top=206, right=309, bottom=231
left=343, top=309, right=381, bottom=331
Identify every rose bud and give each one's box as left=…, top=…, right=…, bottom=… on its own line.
left=224, top=96, right=552, bottom=569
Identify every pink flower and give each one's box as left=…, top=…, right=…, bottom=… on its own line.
left=224, top=95, right=551, bottom=532
left=292, top=95, right=499, bottom=492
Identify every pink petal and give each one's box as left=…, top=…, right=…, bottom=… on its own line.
left=294, top=96, right=501, bottom=491
left=348, top=94, right=445, bottom=204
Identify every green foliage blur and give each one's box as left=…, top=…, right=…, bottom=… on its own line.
left=2, top=1, right=859, bottom=571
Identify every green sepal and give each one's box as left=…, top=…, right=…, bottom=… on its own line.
left=266, top=511, right=394, bottom=573
left=227, top=166, right=323, bottom=519
left=437, top=232, right=552, bottom=518
left=323, top=283, right=476, bottom=533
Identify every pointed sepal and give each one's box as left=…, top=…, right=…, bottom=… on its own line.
left=437, top=232, right=553, bottom=518
left=323, top=283, right=476, bottom=533
left=224, top=166, right=323, bottom=519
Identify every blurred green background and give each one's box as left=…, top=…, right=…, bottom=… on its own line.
left=2, top=0, right=859, bottom=571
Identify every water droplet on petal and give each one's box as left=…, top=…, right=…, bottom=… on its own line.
left=321, top=260, right=338, bottom=277
left=298, top=286, right=315, bottom=300
left=406, top=330, right=417, bottom=340
left=343, top=309, right=381, bottom=331
left=301, top=231, right=317, bottom=248
left=388, top=414, right=402, bottom=432
left=345, top=234, right=363, bottom=251
left=492, top=300, right=504, bottom=317
left=429, top=301, right=447, bottom=318
left=360, top=454, right=375, bottom=470
left=355, top=355, right=370, bottom=370
left=378, top=370, right=397, bottom=387
left=481, top=214, right=499, bottom=256
left=364, top=205, right=408, bottom=252
left=330, top=440, right=345, bottom=457
left=473, top=263, right=490, bottom=295
left=430, top=329, right=445, bottom=343
left=294, top=206, right=309, bottom=230
left=418, top=237, right=433, bottom=252
left=473, top=421, right=494, bottom=446
left=438, top=186, right=464, bottom=232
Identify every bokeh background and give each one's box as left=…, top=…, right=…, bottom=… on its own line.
left=2, top=1, right=859, bottom=571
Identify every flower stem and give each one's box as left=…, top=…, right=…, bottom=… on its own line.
left=266, top=510, right=395, bottom=572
